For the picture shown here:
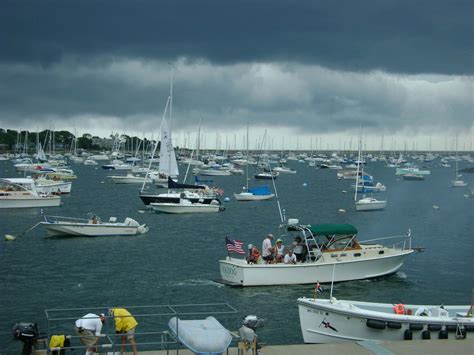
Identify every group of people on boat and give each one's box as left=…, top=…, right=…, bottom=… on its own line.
left=246, top=233, right=308, bottom=264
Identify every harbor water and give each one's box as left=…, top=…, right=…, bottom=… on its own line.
left=0, top=159, right=473, bottom=352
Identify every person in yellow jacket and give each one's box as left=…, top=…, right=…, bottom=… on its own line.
left=109, top=308, right=138, bottom=355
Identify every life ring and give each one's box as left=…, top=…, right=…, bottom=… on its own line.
left=393, top=303, right=406, bottom=315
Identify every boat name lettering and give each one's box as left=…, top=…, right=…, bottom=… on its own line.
left=221, top=265, right=237, bottom=277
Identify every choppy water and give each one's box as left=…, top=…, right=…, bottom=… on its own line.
left=0, top=158, right=473, bottom=352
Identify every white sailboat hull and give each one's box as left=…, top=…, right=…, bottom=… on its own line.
left=233, top=192, right=275, bottom=201
left=150, top=202, right=221, bottom=214
left=219, top=249, right=412, bottom=286
left=298, top=298, right=473, bottom=343
left=355, top=199, right=387, bottom=211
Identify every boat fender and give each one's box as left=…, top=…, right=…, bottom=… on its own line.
left=404, top=329, right=413, bottom=340
left=422, top=330, right=431, bottom=339
left=387, top=321, right=402, bottom=329
left=446, top=325, right=457, bottom=332
left=428, top=324, right=442, bottom=331
left=366, top=319, right=386, bottom=330
left=438, top=329, right=448, bottom=339
left=409, top=323, right=424, bottom=331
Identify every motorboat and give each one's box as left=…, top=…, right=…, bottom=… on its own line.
left=108, top=172, right=157, bottom=184
left=168, top=316, right=232, bottom=354
left=396, top=166, right=430, bottom=176
left=452, top=179, right=468, bottom=187
left=352, top=181, right=386, bottom=192
left=219, top=220, right=413, bottom=286
left=83, top=158, right=98, bottom=165
left=0, top=178, right=61, bottom=208
left=34, top=176, right=72, bottom=194
left=298, top=297, right=473, bottom=343
left=40, top=215, right=149, bottom=236
left=355, top=197, right=387, bottom=211
left=149, top=199, right=223, bottom=214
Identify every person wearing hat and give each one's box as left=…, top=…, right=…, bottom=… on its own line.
left=74, top=313, right=106, bottom=355
left=261, top=233, right=274, bottom=263
left=274, top=239, right=285, bottom=263
left=109, top=308, right=139, bottom=355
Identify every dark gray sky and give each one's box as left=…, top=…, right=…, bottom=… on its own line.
left=0, top=0, right=472, bottom=149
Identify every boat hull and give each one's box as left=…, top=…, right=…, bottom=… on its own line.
left=234, top=192, right=274, bottom=201
left=150, top=202, right=221, bottom=214
left=0, top=196, right=61, bottom=209
left=298, top=298, right=473, bottom=343
left=41, top=222, right=146, bottom=236
left=219, top=250, right=412, bottom=286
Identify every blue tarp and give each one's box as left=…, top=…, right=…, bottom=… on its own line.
left=248, top=186, right=272, bottom=195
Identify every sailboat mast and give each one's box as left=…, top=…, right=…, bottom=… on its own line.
left=354, top=135, right=362, bottom=202
left=246, top=123, right=249, bottom=190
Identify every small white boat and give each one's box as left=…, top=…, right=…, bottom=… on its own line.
left=168, top=316, right=232, bottom=354
left=298, top=297, right=473, bottom=343
left=150, top=199, right=223, bottom=214
left=234, top=186, right=275, bottom=201
left=254, top=171, right=279, bottom=180
left=0, top=178, right=61, bottom=208
left=83, top=158, right=98, bottom=165
left=272, top=166, right=297, bottom=174
left=35, top=177, right=72, bottom=194
left=198, top=168, right=232, bottom=176
left=219, top=220, right=413, bottom=286
left=396, top=166, right=430, bottom=176
left=108, top=173, right=156, bottom=184
left=355, top=197, right=387, bottom=211
left=452, top=179, right=468, bottom=187
left=403, top=173, right=425, bottom=181
left=40, top=215, right=149, bottom=236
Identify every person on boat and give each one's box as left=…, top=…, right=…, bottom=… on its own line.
left=284, top=249, right=297, bottom=264
left=274, top=239, right=285, bottom=263
left=247, top=244, right=261, bottom=264
left=74, top=313, right=106, bottom=355
left=292, top=236, right=305, bottom=262
left=109, top=308, right=139, bottom=355
left=261, top=233, right=274, bottom=263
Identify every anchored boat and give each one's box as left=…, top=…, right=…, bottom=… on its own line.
left=40, top=215, right=149, bottom=236
left=298, top=297, right=473, bottom=343
left=219, top=220, right=413, bottom=286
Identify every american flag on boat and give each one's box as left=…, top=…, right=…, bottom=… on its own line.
left=225, top=236, right=245, bottom=255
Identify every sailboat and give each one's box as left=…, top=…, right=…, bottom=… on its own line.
left=354, top=136, right=386, bottom=211
left=234, top=125, right=275, bottom=201
left=452, top=137, right=468, bottom=187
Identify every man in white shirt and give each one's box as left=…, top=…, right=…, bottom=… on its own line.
left=75, top=313, right=106, bottom=355
left=261, top=234, right=274, bottom=263
left=284, top=250, right=297, bottom=264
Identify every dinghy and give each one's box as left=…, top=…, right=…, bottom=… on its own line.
left=168, top=316, right=233, bottom=354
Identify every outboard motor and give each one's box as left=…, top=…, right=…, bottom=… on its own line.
left=239, top=315, right=265, bottom=352
left=13, top=322, right=39, bottom=355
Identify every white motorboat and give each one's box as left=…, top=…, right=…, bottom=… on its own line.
left=40, top=215, right=149, bottom=236
left=83, top=158, right=98, bottom=165
left=0, top=178, right=61, bottom=208
left=150, top=199, right=223, bottom=214
left=452, top=179, right=468, bottom=187
left=168, top=316, right=232, bottom=354
left=108, top=172, right=157, bottom=184
left=396, top=166, right=430, bottom=176
left=254, top=171, right=279, bottom=180
left=298, top=297, right=473, bottom=343
left=219, top=220, right=413, bottom=286
left=355, top=197, right=387, bottom=211
left=197, top=168, right=232, bottom=176
left=35, top=177, right=72, bottom=194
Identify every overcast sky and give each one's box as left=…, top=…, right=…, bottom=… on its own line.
left=0, top=0, right=472, bottom=150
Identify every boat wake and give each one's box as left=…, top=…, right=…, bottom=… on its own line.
left=162, top=279, right=225, bottom=288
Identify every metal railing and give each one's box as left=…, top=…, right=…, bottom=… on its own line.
left=44, top=303, right=239, bottom=354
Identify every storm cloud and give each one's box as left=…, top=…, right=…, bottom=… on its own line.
left=0, top=0, right=472, bottom=147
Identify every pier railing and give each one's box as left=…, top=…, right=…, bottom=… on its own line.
left=42, top=303, right=240, bottom=354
